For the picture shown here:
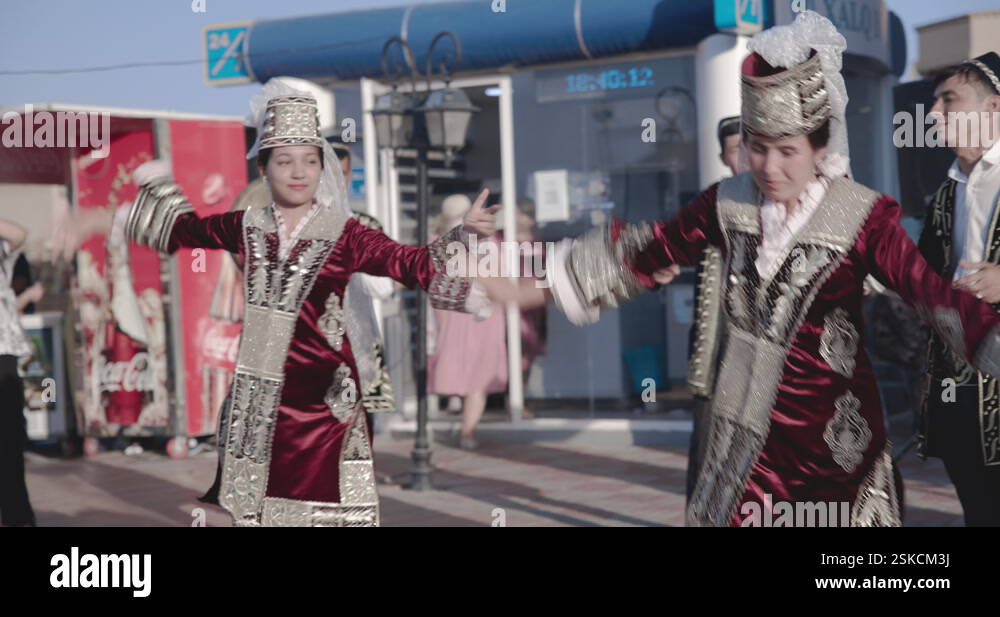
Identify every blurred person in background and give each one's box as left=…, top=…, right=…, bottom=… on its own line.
left=428, top=194, right=507, bottom=449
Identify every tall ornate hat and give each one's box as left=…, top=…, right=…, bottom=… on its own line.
left=963, top=51, right=1000, bottom=95
left=741, top=50, right=831, bottom=139
left=258, top=95, right=324, bottom=151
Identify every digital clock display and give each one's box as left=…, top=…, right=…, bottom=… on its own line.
left=535, top=57, right=691, bottom=104
left=564, top=67, right=655, bottom=94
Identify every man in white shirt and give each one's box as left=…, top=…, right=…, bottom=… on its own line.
left=919, top=51, right=1000, bottom=526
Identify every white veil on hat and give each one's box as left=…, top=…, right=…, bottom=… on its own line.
left=744, top=10, right=852, bottom=179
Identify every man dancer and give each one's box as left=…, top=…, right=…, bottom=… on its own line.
left=686, top=116, right=743, bottom=501
left=918, top=51, right=1000, bottom=525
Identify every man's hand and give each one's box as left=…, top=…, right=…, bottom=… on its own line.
left=462, top=188, right=500, bottom=238
left=955, top=261, right=1000, bottom=304
left=652, top=264, right=681, bottom=285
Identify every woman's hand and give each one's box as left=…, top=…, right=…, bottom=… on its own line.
left=955, top=261, right=1000, bottom=304
left=51, top=207, right=113, bottom=263
left=17, top=282, right=44, bottom=310
left=652, top=264, right=681, bottom=285
left=462, top=188, right=501, bottom=238
left=477, top=276, right=550, bottom=309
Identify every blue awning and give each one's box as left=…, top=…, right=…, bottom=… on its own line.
left=245, top=0, right=718, bottom=83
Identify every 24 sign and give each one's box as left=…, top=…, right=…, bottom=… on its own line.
left=714, top=0, right=766, bottom=35
left=203, top=22, right=252, bottom=86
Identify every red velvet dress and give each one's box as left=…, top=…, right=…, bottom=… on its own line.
left=163, top=205, right=468, bottom=526
left=621, top=175, right=1000, bottom=526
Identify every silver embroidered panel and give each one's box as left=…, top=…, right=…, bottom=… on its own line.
left=820, top=307, right=859, bottom=377
left=277, top=239, right=335, bottom=312
left=688, top=328, right=783, bottom=526
left=823, top=391, right=872, bottom=473
left=340, top=406, right=379, bottom=512
left=245, top=227, right=278, bottom=309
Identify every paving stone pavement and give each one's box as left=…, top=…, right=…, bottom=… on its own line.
left=21, top=429, right=964, bottom=527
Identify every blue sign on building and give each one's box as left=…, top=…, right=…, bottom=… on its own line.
left=714, top=0, right=767, bottom=35
left=203, top=22, right=252, bottom=86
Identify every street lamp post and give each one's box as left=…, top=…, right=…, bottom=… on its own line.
left=372, top=31, right=477, bottom=492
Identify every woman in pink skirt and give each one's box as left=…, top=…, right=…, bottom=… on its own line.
left=427, top=194, right=507, bottom=449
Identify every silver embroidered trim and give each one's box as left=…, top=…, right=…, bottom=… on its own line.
left=325, top=364, right=357, bottom=423
left=819, top=307, right=858, bottom=377
left=975, top=324, right=1000, bottom=379
left=568, top=221, right=654, bottom=309
left=851, top=444, right=901, bottom=527
left=319, top=292, right=345, bottom=351
left=688, top=246, right=725, bottom=397
left=260, top=498, right=378, bottom=527
left=361, top=340, right=395, bottom=413
left=427, top=225, right=472, bottom=311
left=823, top=391, right=872, bottom=473
left=126, top=179, right=195, bottom=253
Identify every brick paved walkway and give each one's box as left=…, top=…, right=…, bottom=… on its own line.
left=22, top=427, right=964, bottom=527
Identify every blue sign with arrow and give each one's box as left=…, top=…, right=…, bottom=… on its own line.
left=203, top=22, right=252, bottom=86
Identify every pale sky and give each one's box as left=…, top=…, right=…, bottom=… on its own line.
left=1, top=0, right=998, bottom=116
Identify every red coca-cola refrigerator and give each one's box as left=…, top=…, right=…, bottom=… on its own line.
left=65, top=110, right=246, bottom=458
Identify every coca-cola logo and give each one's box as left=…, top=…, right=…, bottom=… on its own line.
left=203, top=326, right=240, bottom=363
left=202, top=173, right=226, bottom=205
left=98, top=352, right=154, bottom=393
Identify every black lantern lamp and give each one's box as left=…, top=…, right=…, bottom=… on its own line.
left=371, top=36, right=419, bottom=150
left=412, top=32, right=479, bottom=164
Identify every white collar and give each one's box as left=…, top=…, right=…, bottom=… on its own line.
left=948, top=139, right=1000, bottom=184
left=755, top=177, right=829, bottom=279
left=271, top=200, right=320, bottom=259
